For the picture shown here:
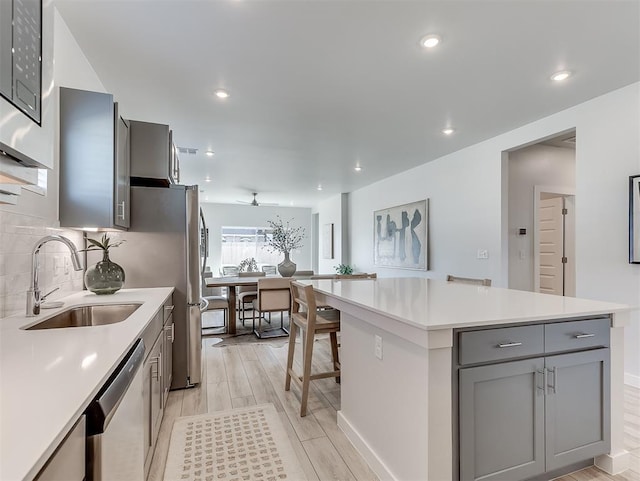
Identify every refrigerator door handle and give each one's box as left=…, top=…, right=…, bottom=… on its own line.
left=185, top=187, right=201, bottom=305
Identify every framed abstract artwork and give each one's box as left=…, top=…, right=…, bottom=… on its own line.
left=322, top=223, right=334, bottom=259
left=374, top=199, right=428, bottom=270
left=630, top=175, right=640, bottom=264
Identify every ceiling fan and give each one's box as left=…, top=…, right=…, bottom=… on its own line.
left=236, top=192, right=279, bottom=207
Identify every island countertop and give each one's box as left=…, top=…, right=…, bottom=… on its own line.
left=300, top=277, right=629, bottom=331
left=0, top=287, right=174, bottom=481
left=299, top=278, right=631, bottom=481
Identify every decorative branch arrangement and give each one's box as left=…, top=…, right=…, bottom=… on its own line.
left=264, top=216, right=305, bottom=254
left=238, top=257, right=258, bottom=272
left=82, top=233, right=125, bottom=253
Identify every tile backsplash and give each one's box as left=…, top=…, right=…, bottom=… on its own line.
left=0, top=211, right=84, bottom=319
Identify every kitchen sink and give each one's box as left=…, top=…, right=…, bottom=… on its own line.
left=25, top=304, right=142, bottom=330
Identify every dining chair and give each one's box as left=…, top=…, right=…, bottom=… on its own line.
left=261, top=265, right=277, bottom=275
left=237, top=271, right=266, bottom=324
left=446, top=274, right=492, bottom=286
left=200, top=271, right=228, bottom=333
left=221, top=265, right=239, bottom=276
left=286, top=281, right=340, bottom=417
left=251, top=277, right=291, bottom=338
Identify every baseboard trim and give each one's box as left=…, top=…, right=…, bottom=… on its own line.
left=595, top=451, right=631, bottom=475
left=337, top=411, right=396, bottom=481
left=624, top=372, right=640, bottom=389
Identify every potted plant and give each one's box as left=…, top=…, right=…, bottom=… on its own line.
left=335, top=264, right=354, bottom=275
left=83, top=234, right=126, bottom=294
left=238, top=257, right=258, bottom=272
left=265, top=216, right=305, bottom=277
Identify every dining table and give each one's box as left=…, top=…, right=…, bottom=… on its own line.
left=205, top=273, right=321, bottom=334
left=204, top=276, right=263, bottom=335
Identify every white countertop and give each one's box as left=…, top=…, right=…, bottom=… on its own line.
left=0, top=287, right=174, bottom=481
left=302, top=278, right=629, bottom=330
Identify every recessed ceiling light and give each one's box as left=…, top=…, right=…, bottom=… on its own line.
left=205, top=176, right=211, bottom=182
left=420, top=34, right=441, bottom=49
left=442, top=127, right=456, bottom=135
left=205, top=150, right=215, bottom=157
left=317, top=185, right=323, bottom=191
left=354, top=165, right=362, bottom=172
left=214, top=89, right=229, bottom=99
left=551, top=70, right=571, bottom=82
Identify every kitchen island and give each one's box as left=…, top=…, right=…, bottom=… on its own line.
left=0, top=287, right=174, bottom=481
left=300, top=278, right=630, bottom=481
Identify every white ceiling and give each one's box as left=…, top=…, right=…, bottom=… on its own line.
left=55, top=0, right=639, bottom=207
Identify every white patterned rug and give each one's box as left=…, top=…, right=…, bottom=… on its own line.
left=163, top=403, right=307, bottom=481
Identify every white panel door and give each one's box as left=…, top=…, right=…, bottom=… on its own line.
left=538, top=197, right=564, bottom=295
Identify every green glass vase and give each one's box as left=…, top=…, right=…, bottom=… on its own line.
left=85, top=250, right=125, bottom=295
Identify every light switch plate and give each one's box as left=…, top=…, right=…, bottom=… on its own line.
left=374, top=335, right=383, bottom=360
left=477, top=249, right=489, bottom=259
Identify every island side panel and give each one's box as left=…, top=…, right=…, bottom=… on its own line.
left=338, top=312, right=429, bottom=481
left=596, top=312, right=631, bottom=474
left=428, top=329, right=454, bottom=481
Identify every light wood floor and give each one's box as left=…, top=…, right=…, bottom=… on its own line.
left=149, top=312, right=640, bottom=481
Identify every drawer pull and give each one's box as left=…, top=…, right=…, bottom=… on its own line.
left=497, top=342, right=522, bottom=348
left=164, top=305, right=175, bottom=314
left=574, top=333, right=595, bottom=339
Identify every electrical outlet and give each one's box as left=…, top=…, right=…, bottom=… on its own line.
left=64, top=257, right=70, bottom=274
left=477, top=249, right=489, bottom=259
left=374, top=335, right=383, bottom=360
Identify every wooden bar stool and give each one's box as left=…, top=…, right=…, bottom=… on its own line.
left=285, top=281, right=340, bottom=417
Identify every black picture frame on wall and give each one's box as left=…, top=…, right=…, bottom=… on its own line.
left=0, top=0, right=43, bottom=125
left=630, top=175, right=640, bottom=264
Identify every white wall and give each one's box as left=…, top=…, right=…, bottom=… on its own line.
left=200, top=203, right=312, bottom=275
left=316, top=194, right=348, bottom=274
left=349, top=82, right=640, bottom=381
left=0, top=9, right=107, bottom=318
left=508, top=144, right=576, bottom=291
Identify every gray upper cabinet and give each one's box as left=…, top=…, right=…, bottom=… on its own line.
left=59, top=87, right=130, bottom=229
left=129, top=120, right=179, bottom=185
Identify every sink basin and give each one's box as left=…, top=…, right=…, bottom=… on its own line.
left=26, top=304, right=141, bottom=330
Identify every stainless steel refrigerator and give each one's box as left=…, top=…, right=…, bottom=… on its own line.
left=118, top=184, right=204, bottom=389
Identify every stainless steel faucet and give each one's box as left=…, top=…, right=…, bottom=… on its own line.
left=27, top=235, right=83, bottom=316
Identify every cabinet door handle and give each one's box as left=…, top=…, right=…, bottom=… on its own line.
left=547, top=367, right=557, bottom=394
left=165, top=324, right=174, bottom=342
left=536, top=369, right=545, bottom=395
left=575, top=333, right=595, bottom=339
left=117, top=201, right=126, bottom=220
left=151, top=355, right=162, bottom=381
left=171, top=323, right=174, bottom=342
left=497, top=342, right=522, bottom=348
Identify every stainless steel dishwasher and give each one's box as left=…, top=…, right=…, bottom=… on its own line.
left=85, top=339, right=145, bottom=481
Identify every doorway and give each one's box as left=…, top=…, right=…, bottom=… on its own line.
left=505, top=130, right=576, bottom=295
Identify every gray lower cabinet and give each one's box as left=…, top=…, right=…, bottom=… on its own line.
left=143, top=334, right=163, bottom=476
left=142, top=296, right=174, bottom=477
left=163, top=314, right=174, bottom=406
left=545, top=349, right=610, bottom=471
left=458, top=319, right=610, bottom=481
left=460, top=358, right=545, bottom=481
